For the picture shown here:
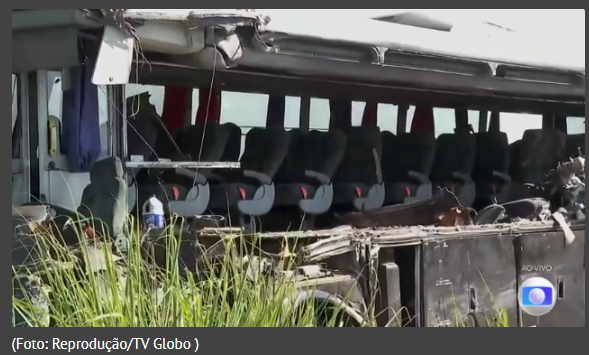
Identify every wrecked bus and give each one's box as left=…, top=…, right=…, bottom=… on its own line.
left=12, top=9, right=585, bottom=326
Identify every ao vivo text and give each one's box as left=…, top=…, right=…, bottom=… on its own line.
left=12, top=338, right=199, bottom=352
left=521, top=265, right=554, bottom=272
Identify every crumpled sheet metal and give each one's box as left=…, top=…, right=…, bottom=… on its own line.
left=120, top=9, right=269, bottom=26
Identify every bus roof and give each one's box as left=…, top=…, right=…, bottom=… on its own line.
left=262, top=11, right=584, bottom=74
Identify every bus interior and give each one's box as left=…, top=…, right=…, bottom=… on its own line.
left=11, top=10, right=585, bottom=235
left=12, top=68, right=585, bottom=233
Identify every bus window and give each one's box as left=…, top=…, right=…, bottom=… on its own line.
left=467, top=110, right=482, bottom=132
left=434, top=108, right=457, bottom=136
left=377, top=104, right=398, bottom=134
left=284, top=97, right=301, bottom=129
left=221, top=91, right=268, bottom=127
left=500, top=113, right=543, bottom=143
left=309, top=100, right=369, bottom=130
left=123, top=87, right=300, bottom=158
left=221, top=92, right=268, bottom=156
left=567, top=117, right=585, bottom=135
left=221, top=92, right=301, bottom=156
left=126, top=84, right=165, bottom=115
left=219, top=92, right=297, bottom=156
left=351, top=101, right=366, bottom=126
left=309, top=98, right=330, bottom=131
left=404, top=107, right=480, bottom=135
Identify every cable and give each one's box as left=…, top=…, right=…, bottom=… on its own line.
left=193, top=28, right=219, bottom=187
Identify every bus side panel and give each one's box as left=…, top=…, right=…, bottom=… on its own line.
left=518, top=230, right=585, bottom=327
left=422, top=235, right=517, bottom=327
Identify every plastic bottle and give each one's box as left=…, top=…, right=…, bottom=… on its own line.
left=142, top=195, right=165, bottom=229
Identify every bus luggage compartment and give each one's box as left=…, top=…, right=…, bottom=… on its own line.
left=372, top=221, right=584, bottom=327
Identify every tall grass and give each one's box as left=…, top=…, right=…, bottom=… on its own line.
left=12, top=217, right=347, bottom=327
left=12, top=215, right=510, bottom=327
left=450, top=275, right=511, bottom=328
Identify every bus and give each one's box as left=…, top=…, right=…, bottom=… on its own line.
left=12, top=9, right=585, bottom=327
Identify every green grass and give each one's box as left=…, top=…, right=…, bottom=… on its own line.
left=13, top=216, right=351, bottom=327
left=12, top=215, right=510, bottom=327
left=450, top=272, right=511, bottom=327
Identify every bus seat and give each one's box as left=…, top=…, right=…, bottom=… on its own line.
left=142, top=123, right=229, bottom=217
left=130, top=108, right=178, bottom=216
left=220, top=123, right=243, bottom=161
left=333, top=126, right=385, bottom=211
left=275, top=129, right=347, bottom=214
left=153, top=128, right=184, bottom=160
left=209, top=127, right=291, bottom=217
left=298, top=130, right=347, bottom=214
left=431, top=132, right=477, bottom=207
left=159, top=123, right=230, bottom=216
left=274, top=129, right=306, bottom=207
left=508, top=140, right=522, bottom=178
left=382, top=131, right=436, bottom=205
left=78, top=157, right=128, bottom=240
left=126, top=93, right=160, bottom=162
left=473, top=131, right=511, bottom=205
left=179, top=123, right=230, bottom=162
left=566, top=134, right=585, bottom=158
left=516, top=129, right=567, bottom=183
left=509, top=129, right=567, bottom=200
left=135, top=127, right=184, bottom=215
left=126, top=94, right=161, bottom=211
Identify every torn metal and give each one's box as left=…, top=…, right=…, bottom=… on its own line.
left=11, top=155, right=585, bottom=327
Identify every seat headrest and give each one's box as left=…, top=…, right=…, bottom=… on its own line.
left=89, top=157, right=124, bottom=183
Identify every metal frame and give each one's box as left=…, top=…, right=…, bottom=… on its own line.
left=117, top=80, right=242, bottom=169
left=234, top=46, right=584, bottom=102
left=20, top=73, right=34, bottom=203
left=120, top=58, right=583, bottom=169
left=124, top=161, right=241, bottom=169
left=133, top=62, right=585, bottom=117
left=261, top=14, right=584, bottom=73
left=12, top=73, right=32, bottom=204
left=35, top=71, right=51, bottom=201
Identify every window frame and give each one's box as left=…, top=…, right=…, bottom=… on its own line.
left=12, top=74, right=21, bottom=160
